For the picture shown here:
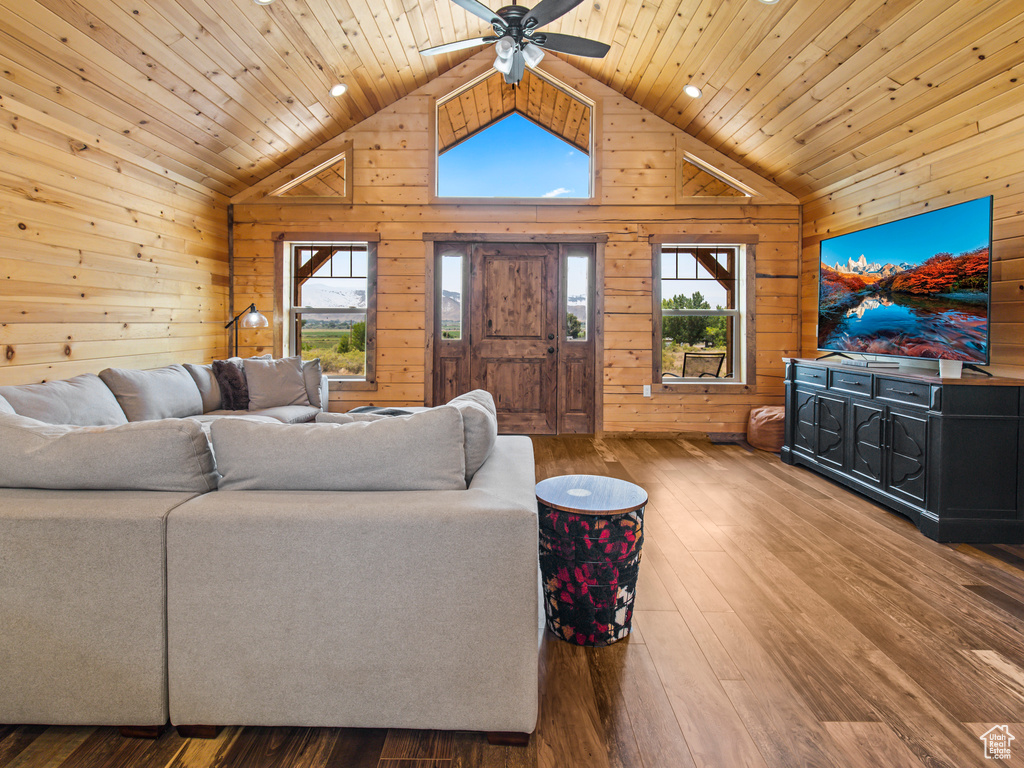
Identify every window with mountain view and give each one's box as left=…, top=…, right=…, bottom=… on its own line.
left=290, top=241, right=376, bottom=380
left=656, top=244, right=743, bottom=383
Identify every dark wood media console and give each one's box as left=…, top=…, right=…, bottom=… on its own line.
left=782, top=358, right=1024, bottom=543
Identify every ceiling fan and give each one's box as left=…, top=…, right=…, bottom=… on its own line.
left=420, top=0, right=611, bottom=84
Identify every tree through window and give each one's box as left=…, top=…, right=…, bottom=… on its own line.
left=657, top=245, right=743, bottom=382
left=290, top=241, right=376, bottom=380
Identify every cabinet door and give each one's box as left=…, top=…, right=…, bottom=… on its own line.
left=886, top=410, right=928, bottom=506
left=815, top=395, right=847, bottom=469
left=792, top=389, right=816, bottom=456
left=851, top=402, right=884, bottom=486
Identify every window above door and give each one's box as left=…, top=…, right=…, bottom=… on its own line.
left=434, top=69, right=595, bottom=202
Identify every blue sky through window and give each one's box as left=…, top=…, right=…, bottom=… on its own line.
left=438, top=113, right=589, bottom=198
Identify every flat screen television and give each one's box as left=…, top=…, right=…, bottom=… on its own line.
left=817, top=196, right=992, bottom=364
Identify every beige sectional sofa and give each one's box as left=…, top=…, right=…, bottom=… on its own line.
left=0, top=365, right=540, bottom=738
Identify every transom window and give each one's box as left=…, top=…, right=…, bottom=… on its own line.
left=289, top=241, right=376, bottom=380
left=656, top=244, right=744, bottom=383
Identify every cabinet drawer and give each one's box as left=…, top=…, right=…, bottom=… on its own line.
left=875, top=378, right=931, bottom=407
left=829, top=369, right=871, bottom=395
left=794, top=365, right=827, bottom=386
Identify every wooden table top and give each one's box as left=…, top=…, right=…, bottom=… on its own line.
left=536, top=474, right=648, bottom=516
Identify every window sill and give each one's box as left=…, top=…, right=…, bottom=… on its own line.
left=655, top=381, right=753, bottom=395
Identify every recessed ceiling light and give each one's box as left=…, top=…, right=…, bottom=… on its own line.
left=684, top=84, right=702, bottom=98
left=253, top=0, right=274, bottom=5
left=329, top=83, right=348, bottom=97
left=758, top=0, right=779, bottom=4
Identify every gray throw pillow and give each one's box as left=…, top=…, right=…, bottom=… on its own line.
left=0, top=413, right=217, bottom=492
left=99, top=365, right=204, bottom=422
left=214, top=406, right=467, bottom=491
left=302, top=358, right=324, bottom=409
left=244, top=356, right=311, bottom=410
left=183, top=363, right=223, bottom=413
left=447, top=390, right=499, bottom=480
left=0, top=394, right=14, bottom=415
left=0, top=373, right=129, bottom=426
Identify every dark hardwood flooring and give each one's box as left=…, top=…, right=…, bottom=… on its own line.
left=3, top=435, right=1024, bottom=768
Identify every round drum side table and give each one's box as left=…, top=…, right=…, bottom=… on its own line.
left=535, top=474, right=648, bottom=647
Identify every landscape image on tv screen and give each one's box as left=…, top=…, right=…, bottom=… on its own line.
left=817, top=197, right=992, bottom=363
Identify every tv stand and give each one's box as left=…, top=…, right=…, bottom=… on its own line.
left=816, top=351, right=852, bottom=361
left=782, top=358, right=1024, bottom=543
left=963, top=363, right=993, bottom=377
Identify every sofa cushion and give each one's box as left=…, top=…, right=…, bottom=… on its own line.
left=212, top=358, right=248, bottom=410
left=0, top=413, right=217, bottom=493
left=99, top=365, right=203, bottom=422
left=213, top=406, right=467, bottom=492
left=183, top=363, right=222, bottom=413
left=315, top=411, right=388, bottom=424
left=0, top=373, right=129, bottom=426
left=244, top=356, right=310, bottom=410
left=447, top=390, right=499, bottom=480
left=302, top=358, right=324, bottom=410
left=207, top=405, right=319, bottom=424
left=0, top=394, right=13, bottom=415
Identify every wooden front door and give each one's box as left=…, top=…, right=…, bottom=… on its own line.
left=432, top=241, right=596, bottom=435
left=470, top=243, right=559, bottom=434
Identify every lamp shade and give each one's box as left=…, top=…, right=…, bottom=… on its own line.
left=240, top=308, right=270, bottom=329
left=522, top=43, right=544, bottom=68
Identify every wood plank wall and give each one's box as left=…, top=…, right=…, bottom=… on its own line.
left=0, top=71, right=230, bottom=385
left=233, top=55, right=801, bottom=433
left=799, top=104, right=1024, bottom=376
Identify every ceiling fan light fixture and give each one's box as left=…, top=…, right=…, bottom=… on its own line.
left=522, top=42, right=545, bottom=68
left=329, top=83, right=348, bottom=97
left=683, top=84, right=703, bottom=98
left=758, top=0, right=780, bottom=4
left=494, top=53, right=514, bottom=74
left=494, top=36, right=515, bottom=60
left=252, top=0, right=274, bottom=5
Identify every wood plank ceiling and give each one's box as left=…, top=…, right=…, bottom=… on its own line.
left=3, top=0, right=1021, bottom=206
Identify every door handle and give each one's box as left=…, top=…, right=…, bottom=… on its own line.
left=547, top=347, right=555, bottom=354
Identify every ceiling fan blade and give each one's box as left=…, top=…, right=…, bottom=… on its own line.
left=523, top=0, right=585, bottom=30
left=450, top=0, right=501, bottom=25
left=419, top=36, right=495, bottom=56
left=533, top=32, right=610, bottom=58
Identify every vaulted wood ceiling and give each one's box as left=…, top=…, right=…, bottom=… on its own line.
left=5, top=0, right=1020, bottom=203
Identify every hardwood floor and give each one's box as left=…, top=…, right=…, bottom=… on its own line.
left=3, top=435, right=1024, bottom=768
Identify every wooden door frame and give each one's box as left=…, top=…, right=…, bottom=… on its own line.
left=423, top=233, right=607, bottom=433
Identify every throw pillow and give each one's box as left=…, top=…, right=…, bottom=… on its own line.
left=212, top=358, right=249, bottom=410
left=0, top=394, right=13, bottom=415
left=447, top=390, right=499, bottom=481
left=99, top=364, right=204, bottom=422
left=213, top=406, right=467, bottom=492
left=183, top=363, right=223, bottom=413
left=302, top=358, right=324, bottom=409
left=0, top=412, right=217, bottom=493
left=244, top=356, right=311, bottom=410
left=0, top=373, right=130, bottom=426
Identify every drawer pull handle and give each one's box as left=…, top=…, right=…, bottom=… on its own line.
left=889, top=388, right=919, bottom=397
